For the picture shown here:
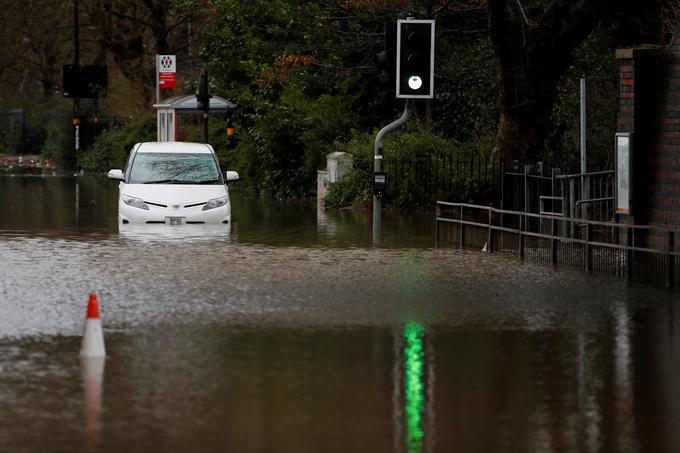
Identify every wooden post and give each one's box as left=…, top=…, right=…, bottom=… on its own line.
left=667, top=231, right=675, bottom=288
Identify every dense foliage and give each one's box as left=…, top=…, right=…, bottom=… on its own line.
left=79, top=117, right=156, bottom=172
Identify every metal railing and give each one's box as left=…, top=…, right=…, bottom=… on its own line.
left=502, top=163, right=615, bottom=225
left=555, top=170, right=615, bottom=224
left=435, top=201, right=679, bottom=288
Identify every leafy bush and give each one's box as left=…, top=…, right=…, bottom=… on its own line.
left=79, top=117, right=156, bottom=172
left=41, top=111, right=74, bottom=168
left=324, top=168, right=371, bottom=209
left=0, top=96, right=69, bottom=157
left=215, top=84, right=360, bottom=197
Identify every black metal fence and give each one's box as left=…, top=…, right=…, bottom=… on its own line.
left=501, top=160, right=560, bottom=213
left=354, top=153, right=502, bottom=207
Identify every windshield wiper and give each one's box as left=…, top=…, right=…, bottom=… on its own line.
left=195, top=178, right=222, bottom=184
left=143, top=179, right=194, bottom=184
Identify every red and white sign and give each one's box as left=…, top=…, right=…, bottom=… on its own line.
left=158, top=55, right=176, bottom=89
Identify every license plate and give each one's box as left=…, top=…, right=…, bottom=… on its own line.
left=165, top=216, right=186, bottom=226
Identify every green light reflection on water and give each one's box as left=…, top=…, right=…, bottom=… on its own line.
left=403, top=321, right=425, bottom=453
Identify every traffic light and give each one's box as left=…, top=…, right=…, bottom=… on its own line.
left=196, top=70, right=212, bottom=112
left=375, top=49, right=394, bottom=91
left=396, top=19, right=434, bottom=99
left=226, top=112, right=236, bottom=149
left=375, top=22, right=397, bottom=97
left=63, top=64, right=108, bottom=98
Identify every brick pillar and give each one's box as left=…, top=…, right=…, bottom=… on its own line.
left=615, top=46, right=664, bottom=224
left=616, top=58, right=635, bottom=133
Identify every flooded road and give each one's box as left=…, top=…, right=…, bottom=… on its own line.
left=1, top=175, right=679, bottom=452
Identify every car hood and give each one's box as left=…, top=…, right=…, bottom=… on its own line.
left=121, top=184, right=227, bottom=205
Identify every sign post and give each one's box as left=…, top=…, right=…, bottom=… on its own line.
left=156, top=55, right=176, bottom=104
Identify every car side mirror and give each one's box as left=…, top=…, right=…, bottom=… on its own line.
left=107, top=169, right=124, bottom=181
left=225, top=171, right=240, bottom=182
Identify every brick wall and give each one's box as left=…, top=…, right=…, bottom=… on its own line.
left=616, top=40, right=680, bottom=229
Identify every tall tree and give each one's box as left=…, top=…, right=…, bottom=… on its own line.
left=488, top=0, right=607, bottom=162
left=488, top=0, right=665, bottom=162
left=83, top=0, right=196, bottom=105
left=0, top=0, right=72, bottom=98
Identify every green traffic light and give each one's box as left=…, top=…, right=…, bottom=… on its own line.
left=408, top=75, right=423, bottom=90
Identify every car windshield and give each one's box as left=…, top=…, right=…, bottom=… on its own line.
left=129, top=152, right=222, bottom=184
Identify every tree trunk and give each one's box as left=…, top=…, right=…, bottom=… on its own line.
left=488, top=0, right=606, bottom=162
left=492, top=46, right=560, bottom=162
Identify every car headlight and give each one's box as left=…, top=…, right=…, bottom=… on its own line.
left=122, top=194, right=149, bottom=210
left=202, top=196, right=228, bottom=211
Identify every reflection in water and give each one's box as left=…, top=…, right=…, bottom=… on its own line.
left=614, top=303, right=635, bottom=452
left=118, top=223, right=231, bottom=243
left=81, top=357, right=105, bottom=452
left=577, top=329, right=602, bottom=453
left=403, top=322, right=426, bottom=453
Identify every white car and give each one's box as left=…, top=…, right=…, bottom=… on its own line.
left=108, top=142, right=239, bottom=225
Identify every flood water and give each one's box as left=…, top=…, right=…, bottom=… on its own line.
left=0, top=175, right=678, bottom=453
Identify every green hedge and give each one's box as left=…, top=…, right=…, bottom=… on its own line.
left=78, top=117, right=156, bottom=172
left=324, top=124, right=496, bottom=209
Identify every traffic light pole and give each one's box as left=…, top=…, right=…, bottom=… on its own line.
left=373, top=102, right=412, bottom=246
left=196, top=70, right=211, bottom=143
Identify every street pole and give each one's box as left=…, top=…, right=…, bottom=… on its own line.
left=203, top=112, right=209, bottom=144
left=580, top=78, right=587, bottom=218
left=73, top=0, right=80, bottom=169
left=373, top=102, right=412, bottom=246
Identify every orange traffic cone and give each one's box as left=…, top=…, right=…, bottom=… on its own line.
left=80, top=292, right=106, bottom=358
